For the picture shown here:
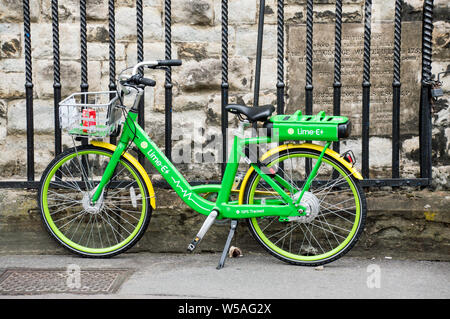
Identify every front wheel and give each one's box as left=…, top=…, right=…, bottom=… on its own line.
left=241, top=145, right=366, bottom=266
left=38, top=145, right=152, bottom=257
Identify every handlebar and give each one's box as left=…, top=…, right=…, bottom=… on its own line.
left=119, top=74, right=156, bottom=87
left=119, top=59, right=182, bottom=89
left=157, top=59, right=182, bottom=67
left=131, top=59, right=182, bottom=75
left=134, top=75, right=156, bottom=87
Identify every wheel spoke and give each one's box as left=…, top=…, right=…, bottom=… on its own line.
left=245, top=148, right=365, bottom=265
left=40, top=147, right=149, bottom=255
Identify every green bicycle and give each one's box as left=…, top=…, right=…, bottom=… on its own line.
left=38, top=60, right=366, bottom=269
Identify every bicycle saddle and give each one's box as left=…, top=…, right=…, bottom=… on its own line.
left=225, top=104, right=275, bottom=122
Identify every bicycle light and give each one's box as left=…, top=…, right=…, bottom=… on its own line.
left=341, top=150, right=356, bottom=166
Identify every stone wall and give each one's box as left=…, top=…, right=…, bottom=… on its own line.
left=0, top=0, right=449, bottom=187
left=1, top=188, right=449, bottom=259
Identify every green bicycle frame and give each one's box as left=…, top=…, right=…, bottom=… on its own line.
left=90, top=106, right=331, bottom=220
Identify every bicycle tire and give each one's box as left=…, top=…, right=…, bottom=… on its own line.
left=38, top=145, right=152, bottom=258
left=241, top=145, right=366, bottom=266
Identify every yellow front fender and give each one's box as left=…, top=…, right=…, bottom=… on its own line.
left=238, top=143, right=363, bottom=204
left=91, top=141, right=156, bottom=209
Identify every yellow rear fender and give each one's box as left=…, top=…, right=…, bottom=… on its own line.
left=238, top=143, right=363, bottom=204
left=91, top=141, right=156, bottom=209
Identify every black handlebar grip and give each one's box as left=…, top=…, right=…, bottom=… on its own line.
left=157, top=59, right=182, bottom=67
left=137, top=77, right=156, bottom=87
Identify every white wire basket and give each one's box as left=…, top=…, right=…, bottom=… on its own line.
left=59, top=91, right=122, bottom=138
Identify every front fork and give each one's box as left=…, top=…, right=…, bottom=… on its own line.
left=89, top=140, right=128, bottom=203
left=90, top=113, right=138, bottom=203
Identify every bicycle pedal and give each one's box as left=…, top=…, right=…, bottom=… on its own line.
left=187, top=236, right=201, bottom=252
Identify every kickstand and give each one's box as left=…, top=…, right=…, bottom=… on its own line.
left=216, top=220, right=238, bottom=270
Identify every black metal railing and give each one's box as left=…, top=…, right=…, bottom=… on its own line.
left=0, top=0, right=436, bottom=188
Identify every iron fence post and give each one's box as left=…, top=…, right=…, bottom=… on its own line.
left=419, top=0, right=434, bottom=181
left=23, top=0, right=34, bottom=181
left=305, top=0, right=313, bottom=175
left=137, top=0, right=145, bottom=165
left=392, top=0, right=402, bottom=179
left=164, top=0, right=173, bottom=161
left=333, top=0, right=342, bottom=156
left=80, top=0, right=89, bottom=147
left=361, top=0, right=372, bottom=179
left=52, top=0, right=62, bottom=159
left=221, top=0, right=229, bottom=175
left=108, top=0, right=117, bottom=145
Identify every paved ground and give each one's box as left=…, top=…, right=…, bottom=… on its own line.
left=0, top=252, right=448, bottom=300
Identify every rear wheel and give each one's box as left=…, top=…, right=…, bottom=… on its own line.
left=241, top=145, right=366, bottom=266
left=38, top=145, right=152, bottom=257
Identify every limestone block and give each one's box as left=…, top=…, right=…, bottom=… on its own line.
left=86, top=0, right=109, bottom=21
left=172, top=25, right=222, bottom=43
left=402, top=136, right=419, bottom=158
left=125, top=42, right=177, bottom=66
left=143, top=110, right=165, bottom=144
left=87, top=25, right=109, bottom=43
left=7, top=99, right=55, bottom=134
left=284, top=3, right=304, bottom=24
left=445, top=128, right=450, bottom=154
left=435, top=105, right=450, bottom=127
left=29, top=23, right=53, bottom=60
left=337, top=137, right=392, bottom=173
left=432, top=21, right=450, bottom=61
left=229, top=0, right=257, bottom=24
left=0, top=72, right=24, bottom=99
left=175, top=58, right=222, bottom=91
left=83, top=60, right=103, bottom=92
left=239, top=91, right=277, bottom=108
left=0, top=135, right=27, bottom=178
left=0, top=35, right=20, bottom=59
left=0, top=0, right=40, bottom=22
left=177, top=42, right=220, bottom=61
left=59, top=24, right=81, bottom=60
left=27, top=23, right=81, bottom=61
left=115, top=6, right=162, bottom=42
left=204, top=93, right=222, bottom=126
left=171, top=93, right=210, bottom=112
left=262, top=0, right=277, bottom=24
left=235, top=24, right=277, bottom=58
left=228, top=57, right=253, bottom=91
left=253, top=58, right=277, bottom=91
left=118, top=0, right=162, bottom=7
left=33, top=59, right=81, bottom=99
left=41, top=0, right=79, bottom=22
left=171, top=110, right=208, bottom=164
left=0, top=58, right=24, bottom=73
left=371, top=1, right=397, bottom=22
left=213, top=0, right=257, bottom=25
left=173, top=0, right=214, bottom=26
left=42, top=0, right=108, bottom=22
left=0, top=23, right=21, bottom=59
left=285, top=0, right=363, bottom=3
left=86, top=42, right=126, bottom=61
left=432, top=166, right=450, bottom=189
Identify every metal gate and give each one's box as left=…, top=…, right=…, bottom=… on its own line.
left=0, top=0, right=436, bottom=188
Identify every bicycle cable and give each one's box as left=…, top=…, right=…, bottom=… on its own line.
left=115, top=67, right=139, bottom=156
